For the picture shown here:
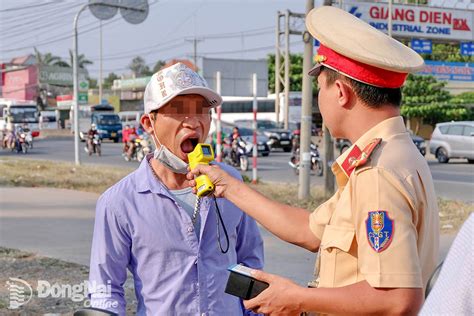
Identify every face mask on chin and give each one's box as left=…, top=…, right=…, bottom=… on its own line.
left=148, top=114, right=189, bottom=174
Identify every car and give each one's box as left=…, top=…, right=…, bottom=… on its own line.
left=235, top=119, right=292, bottom=152
left=335, top=138, right=351, bottom=155
left=429, top=121, right=474, bottom=163
left=409, top=132, right=426, bottom=156
left=238, top=127, right=271, bottom=157
left=335, top=133, right=427, bottom=156
left=208, top=121, right=270, bottom=157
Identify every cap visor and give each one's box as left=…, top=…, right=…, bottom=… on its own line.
left=308, top=64, right=322, bottom=76
left=176, top=86, right=223, bottom=107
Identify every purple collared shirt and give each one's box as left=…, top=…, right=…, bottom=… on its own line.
left=88, top=156, right=264, bottom=315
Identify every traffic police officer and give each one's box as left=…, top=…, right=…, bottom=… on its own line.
left=188, top=6, right=439, bottom=315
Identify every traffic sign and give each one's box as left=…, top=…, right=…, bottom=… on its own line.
left=460, top=42, right=474, bottom=56
left=79, top=80, right=89, bottom=91
left=78, top=93, right=88, bottom=105
left=411, top=39, right=432, bottom=54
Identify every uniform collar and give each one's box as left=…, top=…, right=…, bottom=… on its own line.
left=332, top=116, right=406, bottom=187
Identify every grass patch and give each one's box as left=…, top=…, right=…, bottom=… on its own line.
left=0, top=157, right=471, bottom=233
left=0, top=158, right=132, bottom=194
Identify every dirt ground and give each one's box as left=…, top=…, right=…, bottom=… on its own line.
left=0, top=248, right=137, bottom=315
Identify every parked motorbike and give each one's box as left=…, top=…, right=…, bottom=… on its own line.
left=85, top=134, right=102, bottom=156
left=288, top=143, right=323, bottom=176
left=223, top=137, right=251, bottom=171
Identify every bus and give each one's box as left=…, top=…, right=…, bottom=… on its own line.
left=217, top=92, right=302, bottom=126
left=0, top=98, right=40, bottom=137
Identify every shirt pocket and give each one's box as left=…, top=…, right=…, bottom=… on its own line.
left=319, top=225, right=357, bottom=287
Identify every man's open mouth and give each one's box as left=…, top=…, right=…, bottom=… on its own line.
left=180, top=136, right=199, bottom=154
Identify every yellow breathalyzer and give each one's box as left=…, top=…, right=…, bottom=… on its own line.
left=188, top=143, right=215, bottom=198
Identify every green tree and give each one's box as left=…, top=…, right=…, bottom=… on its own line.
left=401, top=75, right=473, bottom=128
left=152, top=60, right=166, bottom=74
left=33, top=47, right=65, bottom=67
left=421, top=43, right=474, bottom=63
left=268, top=53, right=318, bottom=94
left=103, top=72, right=119, bottom=89
left=129, top=56, right=152, bottom=77
left=67, top=50, right=93, bottom=69
left=88, top=78, right=98, bottom=89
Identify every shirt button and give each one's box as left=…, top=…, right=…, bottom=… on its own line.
left=187, top=226, right=194, bottom=233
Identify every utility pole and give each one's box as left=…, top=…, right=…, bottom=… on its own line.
left=186, top=37, right=203, bottom=69
left=298, top=0, right=314, bottom=200
left=274, top=10, right=305, bottom=127
left=275, top=11, right=283, bottom=124
left=99, top=20, right=103, bottom=103
left=284, top=10, right=290, bottom=130
left=322, top=0, right=335, bottom=197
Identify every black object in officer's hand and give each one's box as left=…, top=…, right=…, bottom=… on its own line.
left=225, top=264, right=269, bottom=300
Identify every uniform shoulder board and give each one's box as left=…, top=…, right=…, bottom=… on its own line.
left=347, top=138, right=382, bottom=173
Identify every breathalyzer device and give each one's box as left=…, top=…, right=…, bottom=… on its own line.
left=188, top=143, right=215, bottom=198
left=188, top=143, right=229, bottom=254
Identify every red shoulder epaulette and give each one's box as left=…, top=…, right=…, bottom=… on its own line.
left=341, top=138, right=382, bottom=176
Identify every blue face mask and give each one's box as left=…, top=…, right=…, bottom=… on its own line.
left=148, top=114, right=188, bottom=174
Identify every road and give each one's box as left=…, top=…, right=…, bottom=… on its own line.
left=0, top=187, right=455, bottom=287
left=1, top=137, right=473, bottom=202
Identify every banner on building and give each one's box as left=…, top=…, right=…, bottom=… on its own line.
left=39, top=66, right=87, bottom=86
left=342, top=1, right=473, bottom=41
left=418, top=60, right=473, bottom=82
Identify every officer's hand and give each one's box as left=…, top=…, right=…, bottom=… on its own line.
left=243, top=269, right=303, bottom=315
left=186, top=164, right=237, bottom=198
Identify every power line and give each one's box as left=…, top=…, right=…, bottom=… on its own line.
left=199, top=40, right=301, bottom=55
left=0, top=0, right=62, bottom=13
left=1, top=4, right=86, bottom=42
left=0, top=0, right=159, bottom=54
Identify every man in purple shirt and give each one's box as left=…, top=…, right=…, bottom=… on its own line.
left=88, top=63, right=264, bottom=315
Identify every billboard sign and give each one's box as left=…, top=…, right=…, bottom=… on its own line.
left=460, top=42, right=474, bottom=56
left=343, top=1, right=474, bottom=41
left=38, top=66, right=87, bottom=86
left=201, top=58, right=268, bottom=97
left=410, top=39, right=432, bottom=54
left=418, top=60, right=473, bottom=82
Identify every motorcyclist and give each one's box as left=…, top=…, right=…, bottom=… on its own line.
left=86, top=123, right=99, bottom=153
left=14, top=124, right=24, bottom=152
left=2, top=127, right=15, bottom=149
left=291, top=129, right=300, bottom=154
left=122, top=125, right=130, bottom=155
left=125, top=126, right=139, bottom=161
left=230, top=127, right=242, bottom=163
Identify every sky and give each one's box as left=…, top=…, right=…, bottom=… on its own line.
left=0, top=0, right=326, bottom=79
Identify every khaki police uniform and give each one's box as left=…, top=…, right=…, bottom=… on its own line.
left=309, top=117, right=439, bottom=290
left=303, top=6, right=440, bottom=297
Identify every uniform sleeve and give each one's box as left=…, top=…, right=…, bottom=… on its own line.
left=88, top=194, right=131, bottom=315
left=309, top=191, right=340, bottom=241
left=353, top=167, right=422, bottom=288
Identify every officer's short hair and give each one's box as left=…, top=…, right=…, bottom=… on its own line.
left=320, top=66, right=402, bottom=108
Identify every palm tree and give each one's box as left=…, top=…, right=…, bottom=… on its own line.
left=68, top=49, right=93, bottom=69
left=34, top=47, right=66, bottom=67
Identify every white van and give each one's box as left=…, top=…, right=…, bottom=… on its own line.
left=118, top=111, right=143, bottom=129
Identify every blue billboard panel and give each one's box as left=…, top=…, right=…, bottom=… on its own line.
left=411, top=39, right=432, bottom=54
left=460, top=42, right=474, bottom=56
left=418, top=60, right=473, bottom=82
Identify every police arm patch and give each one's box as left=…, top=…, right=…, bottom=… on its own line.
left=365, top=210, right=394, bottom=253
